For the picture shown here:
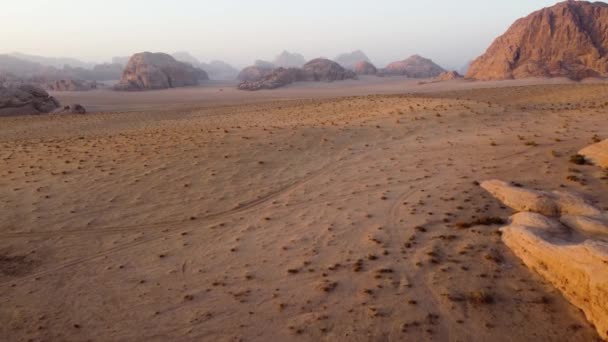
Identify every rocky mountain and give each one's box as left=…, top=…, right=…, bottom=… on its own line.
left=9, top=52, right=93, bottom=69
left=353, top=61, right=378, bottom=75
left=0, top=54, right=122, bottom=82
left=381, top=55, right=445, bottom=78
left=273, top=51, right=306, bottom=68
left=334, top=50, right=371, bottom=70
left=112, top=56, right=130, bottom=66
left=200, top=61, right=239, bottom=80
left=467, top=1, right=608, bottom=80
left=113, top=52, right=208, bottom=91
left=299, top=58, right=357, bottom=82
left=172, top=52, right=239, bottom=80
left=171, top=52, right=201, bottom=67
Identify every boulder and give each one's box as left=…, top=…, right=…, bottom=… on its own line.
left=55, top=104, right=86, bottom=114
left=0, top=84, right=60, bottom=116
left=380, top=55, right=445, bottom=78
left=580, top=139, right=608, bottom=169
left=482, top=180, right=608, bottom=340
left=299, top=58, right=357, bottom=82
left=353, top=61, right=378, bottom=75
left=238, top=68, right=300, bottom=91
left=467, top=1, right=608, bottom=80
left=113, top=52, right=208, bottom=91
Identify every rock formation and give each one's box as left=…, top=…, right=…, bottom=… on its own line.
left=334, top=50, right=371, bottom=70
left=237, top=58, right=357, bottom=90
left=580, top=139, right=608, bottom=168
left=481, top=180, right=608, bottom=340
left=113, top=52, right=208, bottom=91
left=273, top=51, right=306, bottom=68
left=467, top=1, right=608, bottom=80
left=434, top=71, right=463, bottom=81
left=299, top=58, right=357, bottom=82
left=381, top=55, right=445, bottom=78
left=55, top=104, right=87, bottom=114
left=238, top=68, right=301, bottom=91
left=0, top=84, right=60, bottom=116
left=353, top=61, right=378, bottom=75
left=237, top=65, right=274, bottom=82
left=45, top=79, right=97, bottom=92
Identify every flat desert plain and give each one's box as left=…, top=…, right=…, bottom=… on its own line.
left=1, top=80, right=607, bottom=341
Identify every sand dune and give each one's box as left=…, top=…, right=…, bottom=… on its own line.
left=1, top=82, right=607, bottom=341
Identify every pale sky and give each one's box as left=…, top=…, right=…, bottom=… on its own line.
left=2, top=0, right=559, bottom=69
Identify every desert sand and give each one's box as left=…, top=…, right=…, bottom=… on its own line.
left=1, top=79, right=607, bottom=341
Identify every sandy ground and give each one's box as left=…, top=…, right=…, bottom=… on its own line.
left=50, top=76, right=599, bottom=113
left=1, top=81, right=607, bottom=341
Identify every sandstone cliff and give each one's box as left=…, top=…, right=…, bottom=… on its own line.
left=467, top=1, right=608, bottom=80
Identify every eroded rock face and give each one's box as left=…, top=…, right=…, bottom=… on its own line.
left=45, top=79, right=97, bottom=92
left=0, top=85, right=60, bottom=116
left=467, top=1, right=608, bottom=80
left=353, top=61, right=378, bottom=75
left=237, top=68, right=301, bottom=91
left=580, top=139, right=608, bottom=169
left=481, top=180, right=608, bottom=340
left=299, top=58, right=357, bottom=82
left=113, top=52, right=208, bottom=91
left=380, top=55, right=445, bottom=78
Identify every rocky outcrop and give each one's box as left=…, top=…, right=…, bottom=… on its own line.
left=299, top=58, right=357, bottom=82
left=353, top=61, right=378, bottom=75
left=0, top=85, right=60, bottom=116
left=45, top=79, right=97, bottom=92
left=238, top=68, right=301, bottom=91
left=237, top=65, right=274, bottom=82
left=381, top=55, right=445, bottom=78
left=54, top=104, right=87, bottom=114
left=273, top=51, right=306, bottom=68
left=237, top=58, right=357, bottom=91
left=334, top=50, right=371, bottom=70
left=580, top=139, right=608, bottom=168
left=435, top=71, right=463, bottom=81
left=467, top=1, right=608, bottom=81
left=481, top=180, right=608, bottom=340
left=113, top=52, right=208, bottom=91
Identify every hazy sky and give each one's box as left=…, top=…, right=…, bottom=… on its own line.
left=3, top=0, right=558, bottom=69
